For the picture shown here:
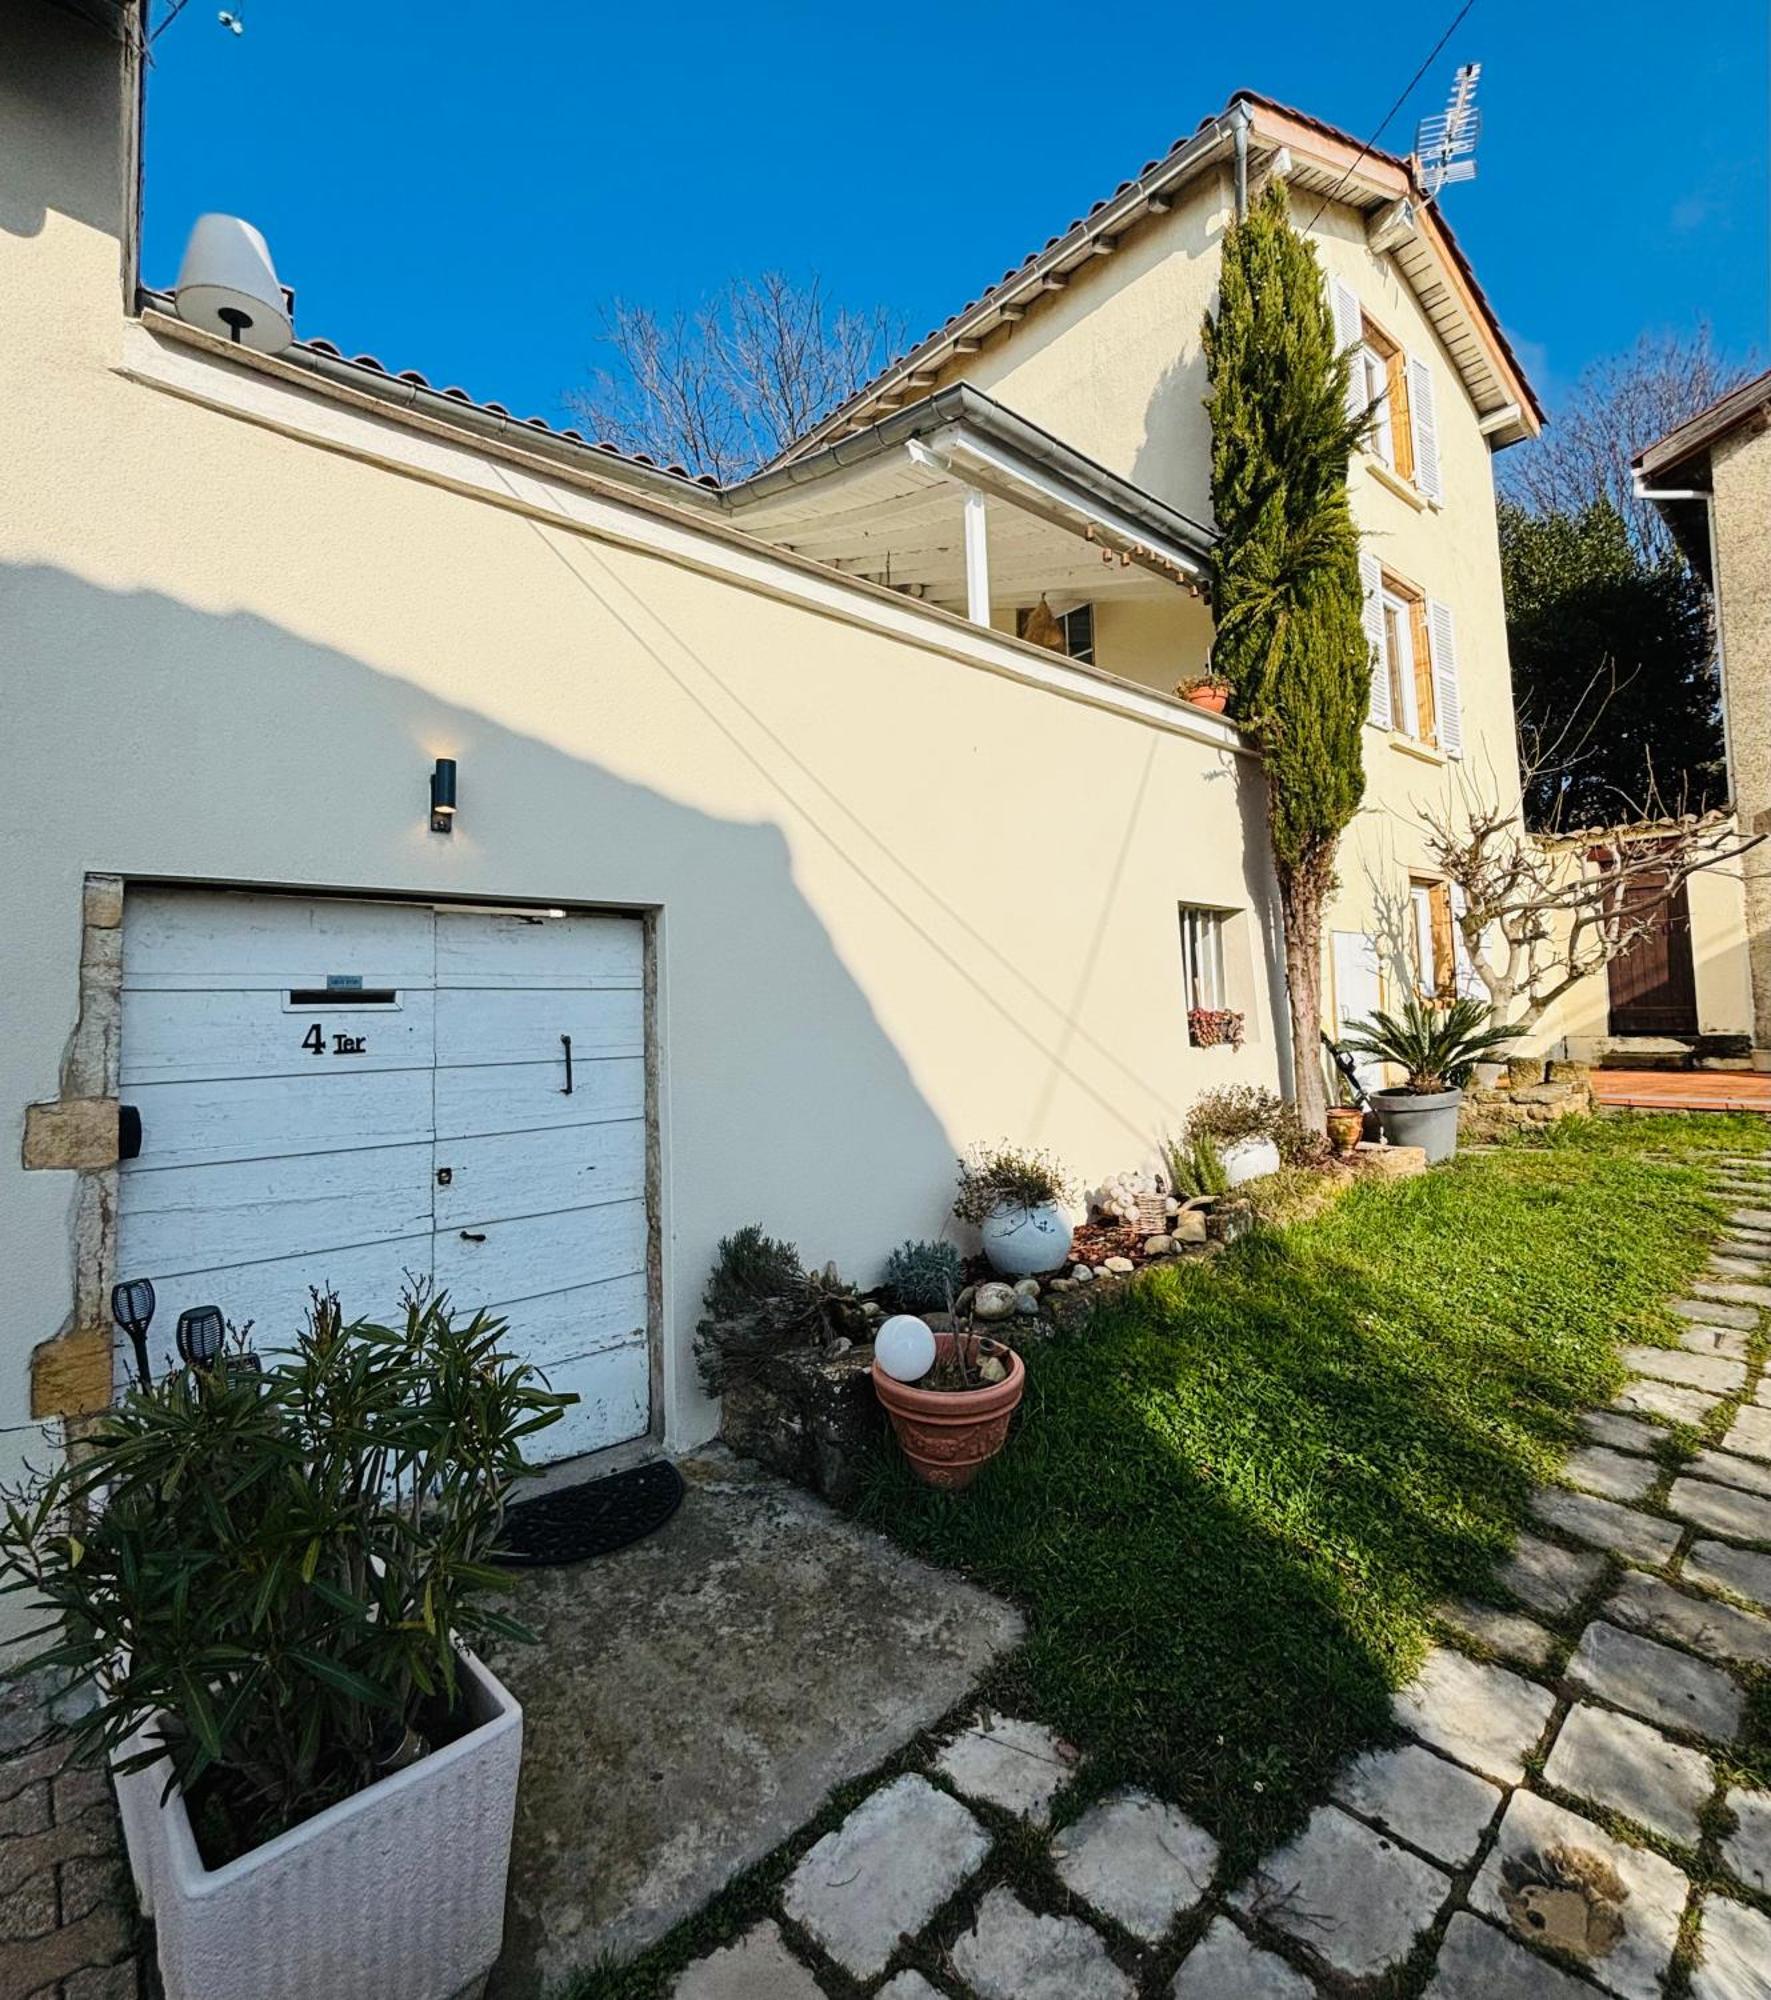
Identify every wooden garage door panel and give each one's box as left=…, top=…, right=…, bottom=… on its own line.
left=118, top=1143, right=433, bottom=1276
left=125, top=891, right=436, bottom=990
left=433, top=1054, right=644, bottom=1142
left=121, top=989, right=434, bottom=1085
left=434, top=1120, right=645, bottom=1232
left=434, top=1196, right=646, bottom=1309
left=121, top=1069, right=435, bottom=1171
left=437, top=911, right=643, bottom=989
left=433, top=988, right=642, bottom=1068
left=538, top=1343, right=651, bottom=1462
left=475, top=1272, right=648, bottom=1372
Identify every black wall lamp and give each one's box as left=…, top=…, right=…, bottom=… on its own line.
left=429, top=757, right=458, bottom=834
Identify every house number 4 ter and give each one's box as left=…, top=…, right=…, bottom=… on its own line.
left=302, top=1024, right=367, bottom=1056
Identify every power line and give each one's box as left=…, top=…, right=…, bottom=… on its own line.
left=1306, top=0, right=1480, bottom=229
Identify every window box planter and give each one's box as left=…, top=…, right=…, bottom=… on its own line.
left=113, top=1646, right=521, bottom=2000
left=1370, top=1087, right=1463, bottom=1163
left=1188, top=1008, right=1245, bottom=1049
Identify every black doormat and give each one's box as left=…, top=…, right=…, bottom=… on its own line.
left=494, top=1460, right=686, bottom=1569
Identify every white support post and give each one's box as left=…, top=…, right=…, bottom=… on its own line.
left=963, top=486, right=990, bottom=626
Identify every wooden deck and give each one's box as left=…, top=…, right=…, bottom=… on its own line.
left=1591, top=1068, right=1771, bottom=1114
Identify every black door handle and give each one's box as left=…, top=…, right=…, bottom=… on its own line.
left=459, top=1230, right=486, bottom=1243
left=561, top=1033, right=574, bottom=1095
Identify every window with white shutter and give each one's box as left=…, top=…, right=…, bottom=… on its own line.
left=1359, top=552, right=1390, bottom=729
left=1407, top=356, right=1442, bottom=502
left=1427, top=598, right=1463, bottom=758
left=1330, top=277, right=1366, bottom=423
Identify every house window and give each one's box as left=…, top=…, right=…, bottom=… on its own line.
left=1408, top=879, right=1456, bottom=999
left=1376, top=578, right=1437, bottom=747
left=1179, top=906, right=1227, bottom=1011
left=1017, top=601, right=1094, bottom=663
left=1357, top=317, right=1415, bottom=481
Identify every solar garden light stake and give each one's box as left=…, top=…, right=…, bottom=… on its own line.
left=111, top=1278, right=156, bottom=1391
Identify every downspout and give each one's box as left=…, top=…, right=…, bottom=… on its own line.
left=1230, top=102, right=1252, bottom=220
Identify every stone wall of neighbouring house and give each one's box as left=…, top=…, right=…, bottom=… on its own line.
left=1459, top=1062, right=1595, bottom=1142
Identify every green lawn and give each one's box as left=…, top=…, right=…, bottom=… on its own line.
left=858, top=1125, right=1755, bottom=1867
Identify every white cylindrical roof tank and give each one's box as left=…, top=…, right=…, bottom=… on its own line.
left=172, top=214, right=294, bottom=354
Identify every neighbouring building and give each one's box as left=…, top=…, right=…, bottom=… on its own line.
left=2, top=4, right=1543, bottom=1655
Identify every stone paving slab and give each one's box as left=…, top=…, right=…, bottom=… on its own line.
left=1682, top=1323, right=1753, bottom=1356
left=1423, top=1911, right=1604, bottom=1998
left=1723, top=1788, right=1771, bottom=1893
left=1693, top=1277, right=1771, bottom=1308
left=1607, top=1570, right=1771, bottom=1667
left=1674, top=1298, right=1761, bottom=1330
left=1615, top=1376, right=1722, bottom=1425
left=934, top=1713, right=1073, bottom=1825
left=1724, top=1405, right=1771, bottom=1459
left=1230, top=1804, right=1451, bottom=1983
left=1568, top=1620, right=1745, bottom=1740
left=1051, top=1788, right=1217, bottom=1942
left=1717, top=1237, right=1771, bottom=1264
left=1170, top=1916, right=1317, bottom=1997
left=1564, top=1445, right=1658, bottom=1502
left=1329, top=1743, right=1501, bottom=1866
left=950, top=1886, right=1132, bottom=2000
left=1531, top=1487, right=1682, bottom=1565
left=1727, top=1208, right=1771, bottom=1230
left=1581, top=1409, right=1667, bottom=1454
left=877, top=1975, right=943, bottom=2000
left=1620, top=1343, right=1747, bottom=1394
left=671, top=1921, right=826, bottom=2000
left=1436, top=1600, right=1557, bottom=1669
left=1669, top=1476, right=1771, bottom=1544
left=1709, top=1256, right=1771, bottom=1281
left=1393, top=1647, right=1557, bottom=1782
left=1500, top=1533, right=1604, bottom=1617
left=1686, top=1539, right=1771, bottom=1611
left=1469, top=1790, right=1689, bottom=2000
left=1541, top=1701, right=1713, bottom=1847
left=782, top=1776, right=990, bottom=1978
left=1691, top=1894, right=1771, bottom=2000
left=1691, top=1448, right=1771, bottom=1497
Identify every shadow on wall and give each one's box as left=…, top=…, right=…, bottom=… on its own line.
left=1130, top=346, right=1216, bottom=525
left=0, top=6, right=129, bottom=241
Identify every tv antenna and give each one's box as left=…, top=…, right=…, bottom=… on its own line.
left=1415, top=62, right=1482, bottom=201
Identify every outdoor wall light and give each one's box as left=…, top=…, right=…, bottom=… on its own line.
left=429, top=757, right=458, bottom=834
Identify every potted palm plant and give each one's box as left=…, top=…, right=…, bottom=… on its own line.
left=954, top=1143, right=1076, bottom=1277
left=1340, top=994, right=1517, bottom=1163
left=0, top=1289, right=567, bottom=2000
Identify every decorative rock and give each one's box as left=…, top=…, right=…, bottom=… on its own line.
left=1330, top=1743, right=1501, bottom=1866
left=971, top=1282, right=1018, bottom=1322
left=1171, top=1917, right=1315, bottom=1997
left=1580, top=1408, right=1666, bottom=1455
left=1530, top=1487, right=1681, bottom=1566
left=1568, top=1620, right=1744, bottom=1740
left=1673, top=1298, right=1760, bottom=1330
left=1620, top=1343, right=1747, bottom=1395
left=1052, top=1789, right=1217, bottom=1942
left=1691, top=1895, right=1771, bottom=2000
left=1500, top=1533, right=1604, bottom=1617
left=1722, top=1788, right=1771, bottom=1892
left=1102, top=1256, right=1135, bottom=1275
left=1436, top=1600, right=1558, bottom=1669
left=1142, top=1235, right=1173, bottom=1257
left=672, top=1920, right=826, bottom=1999
left=1607, top=1571, right=1771, bottom=1667
left=950, top=1886, right=1132, bottom=2000
left=781, top=1775, right=989, bottom=1978
left=1614, top=1377, right=1720, bottom=1426
left=1014, top=1278, right=1041, bottom=1298
left=1424, top=1910, right=1598, bottom=1997
left=934, top=1713, right=1072, bottom=1825
left=1564, top=1445, right=1657, bottom=1503
left=1172, top=1210, right=1209, bottom=1244
left=1092, top=1267, right=1111, bottom=1281
left=1071, top=1264, right=1093, bottom=1282
left=1686, top=1539, right=1771, bottom=1612
left=1543, top=1702, right=1713, bottom=1846
left=1670, top=1477, right=1771, bottom=1544
left=1393, top=1647, right=1556, bottom=1783
left=1469, top=1790, right=1689, bottom=2000
left=1229, top=1803, right=1451, bottom=1982
left=1724, top=1405, right=1771, bottom=1460
left=1013, top=1296, right=1038, bottom=1318
left=1048, top=1279, right=1076, bottom=1293
left=1691, top=1448, right=1771, bottom=1497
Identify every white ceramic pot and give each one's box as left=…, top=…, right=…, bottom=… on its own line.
left=1218, top=1137, right=1281, bottom=1187
left=979, top=1200, right=1074, bottom=1277
left=113, top=1647, right=520, bottom=2000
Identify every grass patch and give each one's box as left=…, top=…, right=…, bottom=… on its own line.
left=857, top=1145, right=1722, bottom=1868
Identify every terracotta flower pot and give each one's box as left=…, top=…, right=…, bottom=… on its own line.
left=1180, top=681, right=1231, bottom=714
left=1325, top=1106, right=1363, bottom=1156
left=871, top=1334, right=1025, bottom=1490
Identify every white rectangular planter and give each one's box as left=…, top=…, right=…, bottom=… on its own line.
left=112, top=1648, right=521, bottom=2000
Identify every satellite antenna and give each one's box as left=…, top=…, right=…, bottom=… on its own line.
left=1416, top=63, right=1483, bottom=201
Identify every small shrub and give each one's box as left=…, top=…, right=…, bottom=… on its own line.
left=702, top=1225, right=804, bottom=1322
left=953, top=1143, right=1076, bottom=1226
left=881, top=1239, right=964, bottom=1313
left=1160, top=1134, right=1230, bottom=1201
left=1184, top=1086, right=1324, bottom=1166
left=696, top=1227, right=866, bottom=1394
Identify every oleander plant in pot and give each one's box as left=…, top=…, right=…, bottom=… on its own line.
left=0, top=1288, right=568, bottom=2000
left=871, top=1294, right=1026, bottom=1491
left=954, top=1142, right=1077, bottom=1277
left=1340, top=994, right=1518, bottom=1163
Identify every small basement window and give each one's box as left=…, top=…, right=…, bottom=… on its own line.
left=1179, top=905, right=1227, bottom=1011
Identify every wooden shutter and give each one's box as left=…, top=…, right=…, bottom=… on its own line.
left=1427, top=598, right=1462, bottom=757
left=1360, top=552, right=1391, bottom=728
left=1407, top=356, right=1442, bottom=501
left=1331, top=278, right=1365, bottom=422
left=1450, top=883, right=1483, bottom=998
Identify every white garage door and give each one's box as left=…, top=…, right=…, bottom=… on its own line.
left=117, top=889, right=650, bottom=1461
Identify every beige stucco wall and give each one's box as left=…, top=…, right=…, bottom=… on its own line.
left=0, top=10, right=1290, bottom=1654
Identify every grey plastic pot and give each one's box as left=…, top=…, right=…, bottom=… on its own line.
left=1370, top=1088, right=1464, bottom=1164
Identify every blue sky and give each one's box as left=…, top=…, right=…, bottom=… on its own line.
left=141, top=0, right=1768, bottom=428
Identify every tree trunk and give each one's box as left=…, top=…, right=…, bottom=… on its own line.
left=1278, top=861, right=1329, bottom=1133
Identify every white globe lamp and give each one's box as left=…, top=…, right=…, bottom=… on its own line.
left=874, top=1314, right=936, bottom=1384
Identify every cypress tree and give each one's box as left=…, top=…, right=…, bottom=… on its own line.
left=1203, top=183, right=1371, bottom=1129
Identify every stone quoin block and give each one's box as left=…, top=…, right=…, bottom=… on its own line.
left=21, top=1099, right=120, bottom=1172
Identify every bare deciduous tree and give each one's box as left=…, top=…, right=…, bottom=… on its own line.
left=1499, top=325, right=1757, bottom=563
left=566, top=274, right=906, bottom=484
